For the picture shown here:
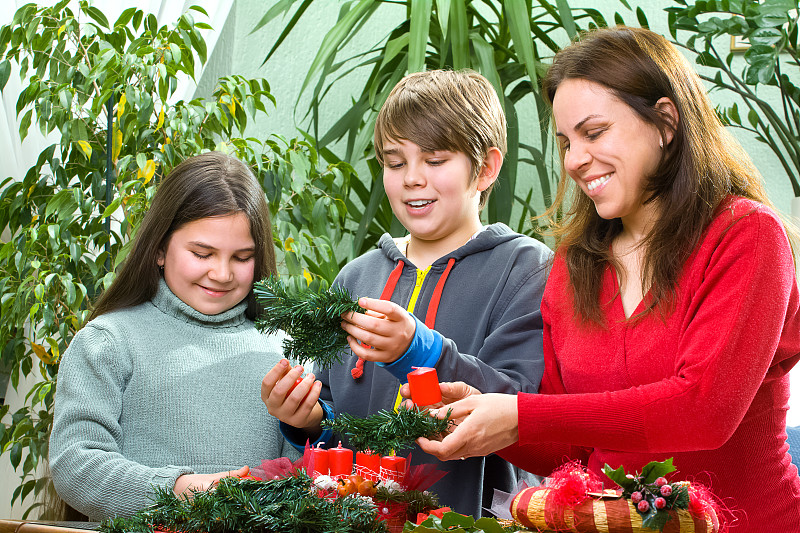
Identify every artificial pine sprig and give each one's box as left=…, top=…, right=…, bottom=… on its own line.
left=321, top=406, right=454, bottom=456
left=254, top=276, right=364, bottom=369
left=99, top=472, right=387, bottom=533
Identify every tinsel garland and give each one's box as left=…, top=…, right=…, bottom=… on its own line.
left=99, top=472, right=386, bottom=533
left=322, top=406, right=453, bottom=456
left=254, top=276, right=364, bottom=369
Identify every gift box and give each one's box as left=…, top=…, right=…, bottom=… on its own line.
left=511, top=486, right=719, bottom=533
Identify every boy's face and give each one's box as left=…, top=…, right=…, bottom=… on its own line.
left=382, top=139, right=484, bottom=250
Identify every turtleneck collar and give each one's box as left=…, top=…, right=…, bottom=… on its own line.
left=151, top=278, right=249, bottom=328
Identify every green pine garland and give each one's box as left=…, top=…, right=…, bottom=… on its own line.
left=99, top=472, right=386, bottom=533
left=254, top=276, right=364, bottom=369
left=322, top=406, right=454, bottom=456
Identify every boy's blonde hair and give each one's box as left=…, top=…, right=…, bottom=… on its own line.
left=374, top=69, right=507, bottom=209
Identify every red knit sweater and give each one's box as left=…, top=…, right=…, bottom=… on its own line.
left=500, top=197, right=800, bottom=531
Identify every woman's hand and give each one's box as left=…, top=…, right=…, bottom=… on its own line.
left=261, top=359, right=323, bottom=432
left=399, top=380, right=481, bottom=410
left=173, top=466, right=249, bottom=497
left=341, top=297, right=416, bottom=364
left=416, top=393, right=519, bottom=461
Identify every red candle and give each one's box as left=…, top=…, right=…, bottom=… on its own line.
left=328, top=441, right=353, bottom=479
left=380, top=454, right=407, bottom=485
left=406, top=367, right=442, bottom=406
left=355, top=450, right=381, bottom=482
left=310, top=443, right=329, bottom=477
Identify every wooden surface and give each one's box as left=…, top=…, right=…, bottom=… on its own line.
left=0, top=520, right=98, bottom=533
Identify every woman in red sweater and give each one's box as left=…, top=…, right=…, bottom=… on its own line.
left=416, top=26, right=800, bottom=530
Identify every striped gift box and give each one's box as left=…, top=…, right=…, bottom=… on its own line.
left=510, top=487, right=719, bottom=533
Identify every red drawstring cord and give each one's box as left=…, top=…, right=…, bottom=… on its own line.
left=351, top=257, right=454, bottom=379
left=352, top=260, right=406, bottom=379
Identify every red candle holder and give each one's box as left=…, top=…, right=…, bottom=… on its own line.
left=309, top=442, right=329, bottom=477
left=355, top=450, right=381, bottom=482
left=406, top=367, right=442, bottom=406
left=380, top=454, right=407, bottom=486
left=328, top=441, right=353, bottom=479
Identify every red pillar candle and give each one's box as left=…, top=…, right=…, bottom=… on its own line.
left=380, top=454, right=407, bottom=486
left=310, top=443, right=329, bottom=477
left=355, top=450, right=381, bottom=482
left=406, top=367, right=442, bottom=406
left=328, top=441, right=353, bottom=479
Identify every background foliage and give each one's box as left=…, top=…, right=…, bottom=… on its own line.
left=254, top=0, right=646, bottom=258
left=667, top=0, right=800, bottom=197
left=0, top=1, right=350, bottom=516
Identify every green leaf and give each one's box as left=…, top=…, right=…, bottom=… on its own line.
left=85, top=6, right=110, bottom=29
left=449, top=0, right=468, bottom=69
left=555, top=0, right=577, bottom=39
left=640, top=458, right=676, bottom=484
left=504, top=1, right=539, bottom=87
left=602, top=463, right=637, bottom=490
left=0, top=59, right=11, bottom=91
left=409, top=0, right=433, bottom=73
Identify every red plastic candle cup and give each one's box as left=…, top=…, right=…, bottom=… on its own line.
left=328, top=441, right=353, bottom=479
left=380, top=454, right=407, bottom=485
left=406, top=367, right=442, bottom=406
left=310, top=443, right=329, bottom=477
left=355, top=451, right=381, bottom=482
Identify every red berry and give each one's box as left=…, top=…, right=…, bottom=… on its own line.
left=655, top=497, right=667, bottom=509
left=637, top=499, right=650, bottom=512
left=631, top=491, right=643, bottom=503
left=656, top=477, right=668, bottom=487
left=660, top=484, right=673, bottom=497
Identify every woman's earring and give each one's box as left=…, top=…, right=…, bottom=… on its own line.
left=659, top=137, right=664, bottom=149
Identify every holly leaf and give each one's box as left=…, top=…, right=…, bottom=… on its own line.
left=602, top=463, right=637, bottom=491
left=641, top=500, right=672, bottom=531
left=640, top=458, right=676, bottom=484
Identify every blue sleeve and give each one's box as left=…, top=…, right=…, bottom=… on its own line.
left=377, top=313, right=443, bottom=382
left=279, top=400, right=335, bottom=453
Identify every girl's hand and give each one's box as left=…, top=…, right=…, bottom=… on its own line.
left=399, top=381, right=481, bottom=410
left=173, top=466, right=249, bottom=497
left=341, top=297, right=415, bottom=364
left=261, top=359, right=323, bottom=432
left=416, top=393, right=519, bottom=461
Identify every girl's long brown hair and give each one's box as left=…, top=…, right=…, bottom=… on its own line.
left=541, top=26, right=777, bottom=325
left=90, top=151, right=276, bottom=321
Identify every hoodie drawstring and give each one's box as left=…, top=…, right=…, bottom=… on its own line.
left=351, top=257, right=455, bottom=379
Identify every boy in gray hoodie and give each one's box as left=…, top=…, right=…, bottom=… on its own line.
left=262, top=69, right=552, bottom=517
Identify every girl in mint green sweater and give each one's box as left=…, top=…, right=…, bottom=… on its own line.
left=50, top=152, right=297, bottom=520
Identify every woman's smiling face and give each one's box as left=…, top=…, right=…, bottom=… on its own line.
left=553, top=78, right=667, bottom=230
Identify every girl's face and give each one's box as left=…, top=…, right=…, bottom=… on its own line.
left=553, top=78, right=666, bottom=232
left=157, top=213, right=255, bottom=315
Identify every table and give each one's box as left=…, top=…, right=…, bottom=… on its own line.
left=0, top=520, right=98, bottom=533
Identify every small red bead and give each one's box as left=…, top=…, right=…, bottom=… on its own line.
left=660, top=484, right=673, bottom=496
left=637, top=499, right=650, bottom=512
left=631, top=491, right=643, bottom=503
left=655, top=497, right=667, bottom=509
left=656, top=477, right=668, bottom=487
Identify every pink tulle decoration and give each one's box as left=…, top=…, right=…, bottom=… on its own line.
left=688, top=483, right=729, bottom=533
left=251, top=455, right=304, bottom=481
left=398, top=455, right=447, bottom=492
left=544, top=461, right=604, bottom=508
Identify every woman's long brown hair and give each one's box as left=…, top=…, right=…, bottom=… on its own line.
left=89, top=151, right=276, bottom=321
left=541, top=26, right=777, bottom=325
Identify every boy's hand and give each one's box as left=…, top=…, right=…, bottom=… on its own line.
left=341, top=297, right=415, bottom=364
left=261, top=359, right=323, bottom=432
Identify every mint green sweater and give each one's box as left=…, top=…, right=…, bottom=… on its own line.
left=49, top=280, right=298, bottom=520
